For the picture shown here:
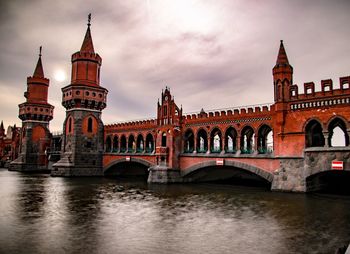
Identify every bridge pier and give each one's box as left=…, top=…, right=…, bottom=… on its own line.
left=147, top=165, right=183, bottom=183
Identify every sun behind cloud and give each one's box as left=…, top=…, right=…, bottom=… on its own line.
left=54, top=69, right=66, bottom=82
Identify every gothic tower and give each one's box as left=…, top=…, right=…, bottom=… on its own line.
left=52, top=15, right=108, bottom=176
left=10, top=47, right=54, bottom=171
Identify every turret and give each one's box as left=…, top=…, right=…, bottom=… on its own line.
left=273, top=40, right=293, bottom=103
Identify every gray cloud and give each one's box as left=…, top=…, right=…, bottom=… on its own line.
left=0, top=0, right=349, bottom=131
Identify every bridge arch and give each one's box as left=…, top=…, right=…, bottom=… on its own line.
left=196, top=128, right=208, bottom=153
left=183, top=128, right=195, bottom=153
left=210, top=127, right=222, bottom=153
left=306, top=170, right=350, bottom=194
left=257, top=124, right=273, bottom=154
left=224, top=126, right=237, bottom=153
left=240, top=125, right=255, bottom=154
left=104, top=157, right=153, bottom=178
left=181, top=160, right=273, bottom=183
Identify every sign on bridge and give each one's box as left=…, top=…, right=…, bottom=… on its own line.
left=331, top=161, right=343, bottom=170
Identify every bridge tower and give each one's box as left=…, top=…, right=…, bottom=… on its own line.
left=10, top=47, right=54, bottom=171
left=52, top=14, right=108, bottom=176
left=148, top=87, right=183, bottom=183
left=272, top=40, right=293, bottom=156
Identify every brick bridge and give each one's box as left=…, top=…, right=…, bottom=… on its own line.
left=103, top=42, right=350, bottom=192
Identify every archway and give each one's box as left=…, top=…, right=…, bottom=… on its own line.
left=120, top=135, right=127, bottom=153
left=184, top=129, right=195, bottom=153
left=104, top=158, right=151, bottom=181
left=258, top=125, right=273, bottom=154
left=113, top=136, right=119, bottom=152
left=225, top=127, right=237, bottom=153
left=145, top=133, right=154, bottom=153
left=136, top=134, right=144, bottom=153
left=210, top=128, right=222, bottom=153
left=305, top=120, right=325, bottom=148
left=328, top=118, right=349, bottom=147
left=105, top=136, right=112, bottom=152
left=128, top=135, right=135, bottom=153
left=196, top=129, right=208, bottom=153
left=240, top=126, right=255, bottom=154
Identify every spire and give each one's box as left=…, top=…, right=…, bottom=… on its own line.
left=33, top=46, right=44, bottom=78
left=275, top=40, right=289, bottom=66
left=80, top=13, right=95, bottom=53
left=0, top=121, right=4, bottom=130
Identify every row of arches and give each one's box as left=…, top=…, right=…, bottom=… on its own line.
left=105, top=133, right=155, bottom=153
left=184, top=124, right=273, bottom=154
left=305, top=117, right=349, bottom=147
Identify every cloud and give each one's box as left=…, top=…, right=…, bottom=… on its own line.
left=0, top=0, right=349, bottom=131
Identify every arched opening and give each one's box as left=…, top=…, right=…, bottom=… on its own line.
left=87, top=117, right=93, bottom=133
left=306, top=171, right=350, bottom=195
left=128, top=135, right=135, bottom=153
left=145, top=134, right=154, bottom=153
left=161, top=132, right=167, bottom=147
left=112, top=136, right=119, bottom=152
left=136, top=134, right=144, bottom=153
left=258, top=125, right=273, bottom=154
left=68, top=118, right=72, bottom=133
left=183, top=165, right=271, bottom=189
left=104, top=162, right=149, bottom=181
left=328, top=118, right=349, bottom=147
left=196, top=129, right=208, bottom=153
left=210, top=128, right=222, bottom=153
left=225, top=127, right=237, bottom=153
left=105, top=136, right=112, bottom=152
left=120, top=135, right=127, bottom=153
left=240, top=126, right=255, bottom=154
left=184, top=129, right=194, bottom=153
left=305, top=120, right=325, bottom=148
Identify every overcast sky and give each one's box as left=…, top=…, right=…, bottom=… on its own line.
left=0, top=0, right=349, bottom=132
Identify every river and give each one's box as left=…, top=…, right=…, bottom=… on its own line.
left=0, top=168, right=349, bottom=254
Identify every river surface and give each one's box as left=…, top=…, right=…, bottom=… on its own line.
left=0, top=168, right=350, bottom=254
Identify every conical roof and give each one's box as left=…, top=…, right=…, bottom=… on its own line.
left=80, top=14, right=95, bottom=53
left=33, top=47, right=44, bottom=78
left=276, top=40, right=289, bottom=66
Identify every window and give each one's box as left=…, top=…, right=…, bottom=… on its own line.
left=88, top=117, right=93, bottom=133
left=162, top=133, right=167, bottom=147
left=68, top=118, right=72, bottom=133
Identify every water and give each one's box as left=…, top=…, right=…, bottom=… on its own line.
left=0, top=168, right=349, bottom=254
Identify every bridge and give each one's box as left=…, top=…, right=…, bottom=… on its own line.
left=102, top=42, right=350, bottom=193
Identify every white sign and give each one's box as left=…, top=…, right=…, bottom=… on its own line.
left=126, top=156, right=131, bottom=162
left=331, top=161, right=343, bottom=170
left=216, top=159, right=224, bottom=166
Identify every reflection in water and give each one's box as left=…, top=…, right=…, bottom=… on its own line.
left=0, top=168, right=349, bottom=254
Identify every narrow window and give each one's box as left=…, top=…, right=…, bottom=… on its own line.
left=68, top=118, right=72, bottom=133
left=88, top=117, right=93, bottom=133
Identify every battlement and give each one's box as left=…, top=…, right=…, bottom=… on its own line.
left=71, top=51, right=102, bottom=63
left=289, top=76, right=350, bottom=101
left=183, top=103, right=273, bottom=122
left=105, top=118, right=157, bottom=131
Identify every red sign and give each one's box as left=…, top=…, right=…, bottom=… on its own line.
left=332, top=161, right=343, bottom=170
left=216, top=159, right=224, bottom=166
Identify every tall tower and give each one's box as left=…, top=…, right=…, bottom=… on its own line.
left=52, top=14, right=108, bottom=176
left=10, top=47, right=54, bottom=171
left=272, top=40, right=293, bottom=156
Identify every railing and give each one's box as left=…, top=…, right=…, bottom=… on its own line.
left=241, top=148, right=254, bottom=154
left=197, top=148, right=208, bottom=153
left=145, top=148, right=154, bottom=153
left=210, top=148, right=221, bottom=153
left=184, top=148, right=194, bottom=153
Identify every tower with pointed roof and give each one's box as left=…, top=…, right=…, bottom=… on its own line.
left=52, top=14, right=108, bottom=176
left=10, top=47, right=54, bottom=171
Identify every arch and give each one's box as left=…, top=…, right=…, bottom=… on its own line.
left=105, top=136, right=112, bottom=152
left=87, top=117, right=93, bottom=132
left=112, top=135, right=119, bottom=152
left=104, top=157, right=153, bottom=179
left=196, top=128, right=208, bottom=153
left=240, top=125, right=255, bottom=154
left=210, top=127, right=222, bottom=153
left=145, top=133, right=154, bottom=153
left=120, top=135, right=127, bottom=153
left=184, top=128, right=195, bottom=153
left=306, top=170, right=350, bottom=194
left=327, top=117, right=349, bottom=147
left=305, top=119, right=325, bottom=148
left=82, top=114, right=98, bottom=135
left=225, top=126, right=237, bottom=153
left=128, top=135, right=135, bottom=152
left=181, top=160, right=273, bottom=183
left=257, top=124, right=273, bottom=154
left=136, top=134, right=144, bottom=153
left=65, top=115, right=74, bottom=134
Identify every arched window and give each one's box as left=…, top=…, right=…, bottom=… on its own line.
left=240, top=126, right=255, bottom=154
left=258, top=125, right=273, bottom=154
left=184, top=129, right=194, bottom=153
left=128, top=135, right=135, bottom=153
left=146, top=134, right=154, bottom=153
left=136, top=134, right=144, bottom=153
left=196, top=129, right=208, bottom=153
left=305, top=120, right=325, bottom=148
left=162, top=132, right=167, bottom=147
left=113, top=136, right=119, bottom=152
left=210, top=128, right=222, bottom=153
left=105, top=136, right=112, bottom=152
left=328, top=118, right=349, bottom=147
left=225, top=127, right=237, bottom=153
left=68, top=118, right=72, bottom=133
left=87, top=117, right=93, bottom=133
left=120, top=135, right=127, bottom=153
